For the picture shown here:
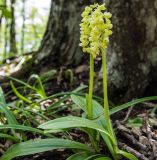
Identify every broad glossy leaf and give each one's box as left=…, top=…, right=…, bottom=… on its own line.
left=71, top=95, right=105, bottom=128
left=0, top=138, right=92, bottom=160
left=39, top=116, right=110, bottom=138
left=38, top=116, right=114, bottom=156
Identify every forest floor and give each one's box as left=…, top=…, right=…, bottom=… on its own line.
left=0, top=58, right=157, bottom=160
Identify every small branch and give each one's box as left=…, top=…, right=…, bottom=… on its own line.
left=119, top=142, right=149, bottom=160
left=122, top=106, right=133, bottom=123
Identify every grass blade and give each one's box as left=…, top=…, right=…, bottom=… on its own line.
left=0, top=133, right=19, bottom=142
left=29, top=74, right=46, bottom=98
left=0, top=124, right=52, bottom=137
left=10, top=81, right=32, bottom=104
left=0, top=86, right=6, bottom=104
left=110, top=96, right=157, bottom=115
left=48, top=95, right=69, bottom=110
left=0, top=102, right=18, bottom=125
left=117, top=150, right=138, bottom=160
left=6, top=76, right=36, bottom=91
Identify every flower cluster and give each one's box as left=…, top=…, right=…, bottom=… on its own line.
left=80, top=3, right=113, bottom=58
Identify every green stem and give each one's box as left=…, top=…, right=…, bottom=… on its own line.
left=87, top=54, right=94, bottom=119
left=87, top=54, right=100, bottom=152
left=101, top=48, right=117, bottom=145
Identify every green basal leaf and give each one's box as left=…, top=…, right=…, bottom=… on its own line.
left=38, top=116, right=115, bottom=156
left=38, top=116, right=109, bottom=138
left=71, top=95, right=105, bottom=128
left=71, top=95, right=157, bottom=117
left=0, top=138, right=92, bottom=160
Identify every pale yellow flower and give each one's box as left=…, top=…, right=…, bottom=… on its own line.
left=80, top=3, right=113, bottom=58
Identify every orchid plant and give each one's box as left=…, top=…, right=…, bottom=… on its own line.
left=79, top=3, right=137, bottom=159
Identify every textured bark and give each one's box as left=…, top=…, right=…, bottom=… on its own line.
left=34, top=0, right=103, bottom=68
left=105, top=0, right=157, bottom=101
left=35, top=0, right=82, bottom=67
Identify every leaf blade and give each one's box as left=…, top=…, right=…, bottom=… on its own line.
left=0, top=138, right=92, bottom=160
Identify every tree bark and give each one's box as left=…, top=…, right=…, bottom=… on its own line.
left=105, top=0, right=157, bottom=101
left=32, top=0, right=104, bottom=68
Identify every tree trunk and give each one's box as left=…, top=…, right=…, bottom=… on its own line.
left=10, top=0, right=17, bottom=55
left=105, top=0, right=157, bottom=101
left=21, top=0, right=26, bottom=54
left=33, top=0, right=104, bottom=68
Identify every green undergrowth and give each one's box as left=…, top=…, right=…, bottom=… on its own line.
left=0, top=74, right=156, bottom=160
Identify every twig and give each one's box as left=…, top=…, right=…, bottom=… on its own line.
left=122, top=132, right=147, bottom=151
left=122, top=106, right=133, bottom=123
left=144, top=115, right=157, bottom=159
left=119, top=142, right=149, bottom=160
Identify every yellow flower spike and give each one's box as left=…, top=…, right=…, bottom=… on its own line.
left=80, top=3, right=112, bottom=58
